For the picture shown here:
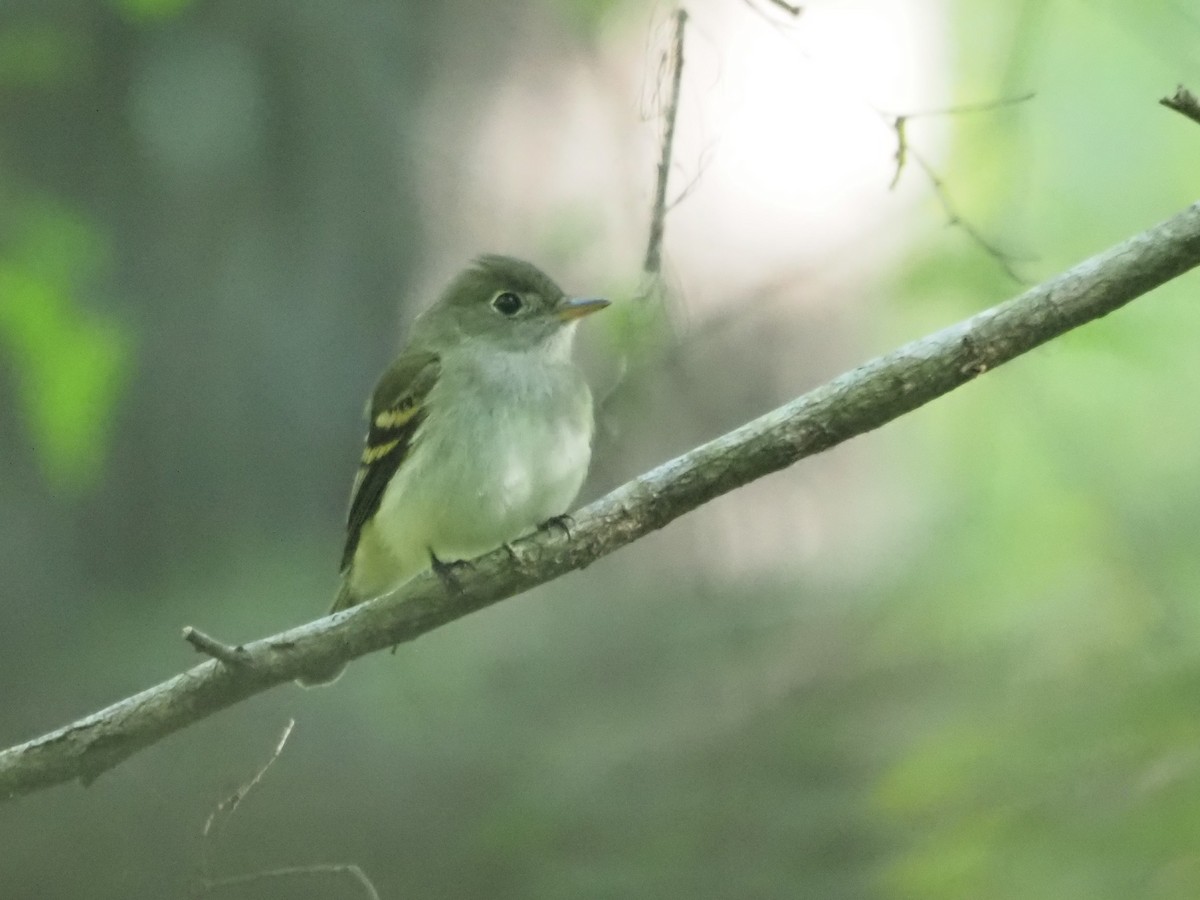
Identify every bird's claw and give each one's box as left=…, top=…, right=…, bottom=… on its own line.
left=539, top=514, right=575, bottom=539
left=428, top=548, right=471, bottom=594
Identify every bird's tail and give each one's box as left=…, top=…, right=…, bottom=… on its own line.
left=329, top=577, right=358, bottom=614
left=295, top=578, right=357, bottom=688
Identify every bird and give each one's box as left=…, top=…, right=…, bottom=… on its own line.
left=300, top=255, right=607, bottom=685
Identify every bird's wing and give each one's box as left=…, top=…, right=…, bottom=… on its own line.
left=341, top=350, right=442, bottom=573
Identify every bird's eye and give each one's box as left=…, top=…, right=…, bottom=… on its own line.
left=491, top=291, right=524, bottom=316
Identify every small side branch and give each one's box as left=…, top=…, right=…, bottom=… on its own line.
left=885, top=94, right=1037, bottom=281
left=909, top=146, right=1031, bottom=283
left=887, top=93, right=1036, bottom=189
left=182, top=627, right=250, bottom=667
left=1161, top=85, right=1200, bottom=128
left=644, top=8, right=689, bottom=275
left=197, top=864, right=380, bottom=900
left=193, top=720, right=379, bottom=898
left=765, top=0, right=803, bottom=15
left=202, top=719, right=295, bottom=841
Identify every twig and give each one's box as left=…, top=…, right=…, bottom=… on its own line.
left=908, top=145, right=1032, bottom=283
left=2, top=200, right=1200, bottom=802
left=1161, top=85, right=1200, bottom=127
left=884, top=94, right=1037, bottom=280
left=666, top=142, right=716, bottom=212
left=193, top=721, right=378, bottom=899
left=886, top=92, right=1036, bottom=185
left=741, top=0, right=804, bottom=22
left=202, top=719, right=295, bottom=842
left=894, top=92, right=1036, bottom=121
left=644, top=8, right=688, bottom=275
left=888, top=114, right=909, bottom=191
left=766, top=0, right=803, bottom=14
left=182, top=627, right=251, bottom=667
left=197, top=864, right=380, bottom=900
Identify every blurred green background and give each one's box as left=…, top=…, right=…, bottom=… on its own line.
left=1, top=0, right=1199, bottom=897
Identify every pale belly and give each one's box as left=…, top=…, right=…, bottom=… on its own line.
left=348, top=351, right=593, bottom=601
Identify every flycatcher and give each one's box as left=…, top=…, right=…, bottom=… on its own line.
left=301, top=255, right=607, bottom=684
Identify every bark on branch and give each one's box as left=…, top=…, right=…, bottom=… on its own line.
left=3, top=201, right=1200, bottom=803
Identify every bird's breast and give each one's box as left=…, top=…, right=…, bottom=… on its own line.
left=380, top=348, right=594, bottom=561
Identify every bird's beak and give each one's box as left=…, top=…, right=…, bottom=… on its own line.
left=556, top=296, right=610, bottom=322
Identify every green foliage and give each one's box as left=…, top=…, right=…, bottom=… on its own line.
left=544, top=0, right=634, bottom=38
left=870, top=2, right=1200, bottom=895
left=109, top=0, right=196, bottom=24
left=0, top=201, right=132, bottom=489
left=601, top=277, right=677, bottom=356
left=0, top=24, right=84, bottom=87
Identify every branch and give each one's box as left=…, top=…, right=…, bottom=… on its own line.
left=3, top=201, right=1200, bottom=802
left=644, top=8, right=688, bottom=275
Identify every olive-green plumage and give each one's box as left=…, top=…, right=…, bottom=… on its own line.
left=299, top=256, right=606, bottom=686
left=329, top=254, right=608, bottom=615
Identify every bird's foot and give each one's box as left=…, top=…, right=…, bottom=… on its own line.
left=539, top=513, right=575, bottom=539
left=428, top=548, right=471, bottom=594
